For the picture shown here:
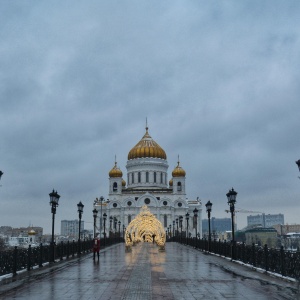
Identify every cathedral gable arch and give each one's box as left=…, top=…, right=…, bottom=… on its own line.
left=136, top=194, right=159, bottom=207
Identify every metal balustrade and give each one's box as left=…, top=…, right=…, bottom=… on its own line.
left=171, top=236, right=300, bottom=280
left=0, top=237, right=123, bottom=277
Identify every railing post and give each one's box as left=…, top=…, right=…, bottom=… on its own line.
left=264, top=244, right=268, bottom=272
left=13, top=246, right=18, bottom=277
left=60, top=241, right=63, bottom=261
left=27, top=245, right=32, bottom=271
left=67, top=241, right=70, bottom=259
left=72, top=240, right=75, bottom=258
left=252, top=243, right=256, bottom=267
left=241, top=242, right=245, bottom=263
left=280, top=246, right=285, bottom=276
left=39, top=243, right=43, bottom=268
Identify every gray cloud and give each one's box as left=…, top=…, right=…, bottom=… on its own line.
left=1, top=1, right=300, bottom=232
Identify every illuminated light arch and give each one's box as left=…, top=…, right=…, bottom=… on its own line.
left=125, top=205, right=166, bottom=251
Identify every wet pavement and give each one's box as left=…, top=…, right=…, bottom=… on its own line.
left=0, top=242, right=298, bottom=299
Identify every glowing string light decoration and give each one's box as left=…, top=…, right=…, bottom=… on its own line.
left=125, top=205, right=166, bottom=251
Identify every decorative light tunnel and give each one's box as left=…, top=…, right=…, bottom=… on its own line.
left=125, top=205, right=166, bottom=250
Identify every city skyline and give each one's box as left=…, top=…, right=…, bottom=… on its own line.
left=1, top=2, right=300, bottom=233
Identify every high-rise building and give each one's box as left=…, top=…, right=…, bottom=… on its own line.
left=247, top=213, right=284, bottom=228
left=93, top=125, right=202, bottom=238
left=202, top=217, right=231, bottom=234
left=61, top=220, right=84, bottom=239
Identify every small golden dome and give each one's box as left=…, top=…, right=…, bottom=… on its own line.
left=28, top=229, right=36, bottom=236
left=172, top=161, right=186, bottom=177
left=169, top=179, right=173, bottom=186
left=109, top=162, right=123, bottom=178
left=128, top=127, right=167, bottom=160
left=122, top=179, right=126, bottom=187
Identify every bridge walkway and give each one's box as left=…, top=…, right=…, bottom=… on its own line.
left=0, top=242, right=298, bottom=299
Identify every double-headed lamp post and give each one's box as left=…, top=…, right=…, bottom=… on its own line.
left=193, top=208, right=198, bottom=238
left=226, top=188, right=237, bottom=259
left=205, top=201, right=213, bottom=252
left=93, top=208, right=98, bottom=238
left=49, top=189, right=60, bottom=263
left=77, top=201, right=84, bottom=255
left=103, top=213, right=107, bottom=246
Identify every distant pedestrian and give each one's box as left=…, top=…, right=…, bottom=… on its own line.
left=93, top=234, right=100, bottom=260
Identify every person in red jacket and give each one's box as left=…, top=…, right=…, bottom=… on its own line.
left=93, top=234, right=100, bottom=260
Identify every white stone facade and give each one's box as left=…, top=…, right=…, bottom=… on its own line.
left=94, top=128, right=202, bottom=238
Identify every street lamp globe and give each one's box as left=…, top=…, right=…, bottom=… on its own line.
left=226, top=188, right=237, bottom=206
left=205, top=200, right=212, bottom=213
left=77, top=201, right=84, bottom=214
left=93, top=208, right=98, bottom=218
left=49, top=189, right=60, bottom=208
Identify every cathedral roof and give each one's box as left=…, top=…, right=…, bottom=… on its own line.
left=109, top=162, right=123, bottom=178
left=172, top=161, right=186, bottom=177
left=128, top=127, right=167, bottom=160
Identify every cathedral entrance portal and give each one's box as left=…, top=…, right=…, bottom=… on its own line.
left=125, top=205, right=166, bottom=251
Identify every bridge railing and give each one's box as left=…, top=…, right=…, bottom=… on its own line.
left=171, top=236, right=300, bottom=280
left=0, top=237, right=123, bottom=277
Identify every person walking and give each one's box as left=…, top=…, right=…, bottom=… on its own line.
left=93, top=234, right=100, bottom=260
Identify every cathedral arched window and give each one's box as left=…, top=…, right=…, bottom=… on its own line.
left=164, top=215, right=167, bottom=228
left=177, top=182, right=182, bottom=191
left=113, top=182, right=117, bottom=191
left=154, top=172, right=156, bottom=183
left=128, top=215, right=131, bottom=224
left=138, top=172, right=141, bottom=183
left=146, top=172, right=149, bottom=183
left=160, top=172, right=163, bottom=184
left=132, top=173, right=134, bottom=184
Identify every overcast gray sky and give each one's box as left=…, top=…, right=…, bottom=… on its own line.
left=1, top=1, right=300, bottom=234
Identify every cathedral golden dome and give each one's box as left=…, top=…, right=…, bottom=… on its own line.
left=109, top=162, right=123, bottom=178
left=28, top=229, right=36, bottom=236
left=169, top=179, right=173, bottom=186
left=172, top=161, right=186, bottom=177
left=122, top=179, right=126, bottom=187
left=128, top=127, right=167, bottom=160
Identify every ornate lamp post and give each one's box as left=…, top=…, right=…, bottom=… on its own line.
left=118, top=221, right=121, bottom=239
left=49, top=189, right=60, bottom=262
left=172, top=220, right=175, bottom=238
left=103, top=213, right=107, bottom=247
left=99, top=196, right=104, bottom=237
left=193, top=208, right=198, bottom=238
left=110, top=216, right=113, bottom=236
left=205, top=201, right=212, bottom=252
left=226, top=188, right=237, bottom=259
left=93, top=208, right=98, bottom=238
left=186, top=212, right=190, bottom=244
left=179, top=215, right=183, bottom=243
left=77, top=201, right=84, bottom=255
left=176, top=218, right=179, bottom=238
left=114, top=217, right=117, bottom=234
left=296, top=159, right=300, bottom=177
